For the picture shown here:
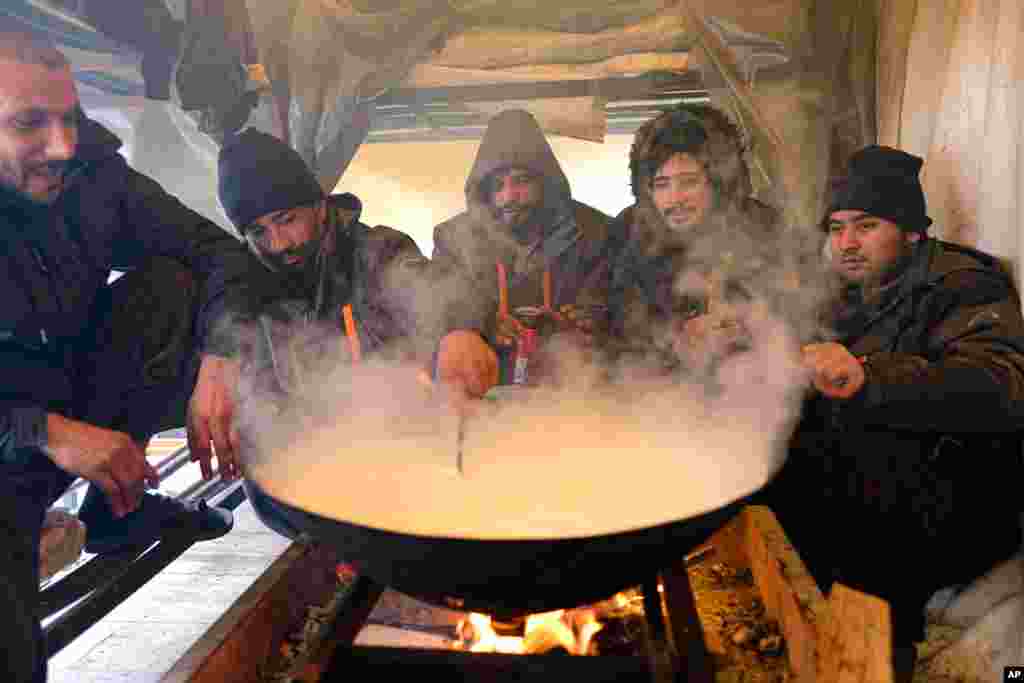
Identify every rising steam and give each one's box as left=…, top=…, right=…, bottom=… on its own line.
left=233, top=215, right=829, bottom=540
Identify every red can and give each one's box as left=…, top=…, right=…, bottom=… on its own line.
left=512, top=328, right=538, bottom=385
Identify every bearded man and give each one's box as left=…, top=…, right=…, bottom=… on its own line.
left=430, top=109, right=614, bottom=390
left=780, top=145, right=1024, bottom=680
left=0, top=29, right=250, bottom=681
left=607, top=104, right=780, bottom=376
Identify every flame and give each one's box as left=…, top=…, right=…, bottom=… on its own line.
left=523, top=610, right=576, bottom=654
left=457, top=613, right=526, bottom=654
left=575, top=609, right=603, bottom=656
left=456, top=608, right=604, bottom=655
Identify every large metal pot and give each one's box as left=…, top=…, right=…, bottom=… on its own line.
left=243, top=476, right=747, bottom=617
left=241, top=385, right=785, bottom=617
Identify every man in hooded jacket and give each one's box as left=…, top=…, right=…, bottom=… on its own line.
left=779, top=145, right=1024, bottom=678
left=431, top=109, right=614, bottom=388
left=606, top=104, right=785, bottom=377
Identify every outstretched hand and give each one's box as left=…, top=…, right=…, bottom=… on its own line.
left=187, top=354, right=242, bottom=481
left=673, top=312, right=749, bottom=372
left=45, top=414, right=159, bottom=518
left=801, top=342, right=865, bottom=399
left=436, top=330, right=499, bottom=398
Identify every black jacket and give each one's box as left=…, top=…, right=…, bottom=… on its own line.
left=0, top=116, right=253, bottom=464
left=782, top=238, right=1024, bottom=641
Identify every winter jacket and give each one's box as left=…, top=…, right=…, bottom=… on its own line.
left=779, top=237, right=1024, bottom=643
left=0, top=115, right=253, bottom=465
left=217, top=194, right=434, bottom=394
left=431, top=110, right=613, bottom=353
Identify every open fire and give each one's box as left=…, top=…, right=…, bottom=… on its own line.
left=452, top=589, right=646, bottom=656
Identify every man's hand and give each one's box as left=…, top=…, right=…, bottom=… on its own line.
left=187, top=354, right=242, bottom=481
left=436, top=330, right=499, bottom=403
left=45, top=414, right=159, bottom=518
left=801, top=342, right=865, bottom=399
left=673, top=312, right=748, bottom=371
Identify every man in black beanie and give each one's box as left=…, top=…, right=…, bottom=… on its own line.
left=216, top=127, right=497, bottom=538
left=776, top=145, right=1024, bottom=679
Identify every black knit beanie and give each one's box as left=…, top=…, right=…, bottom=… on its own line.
left=217, top=128, right=325, bottom=232
left=828, top=145, right=932, bottom=233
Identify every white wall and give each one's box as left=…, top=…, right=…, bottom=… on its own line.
left=336, top=134, right=637, bottom=255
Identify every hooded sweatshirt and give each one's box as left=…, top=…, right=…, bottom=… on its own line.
left=432, top=109, right=613, bottom=346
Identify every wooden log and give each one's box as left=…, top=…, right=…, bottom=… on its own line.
left=736, top=505, right=895, bottom=683
left=740, top=505, right=827, bottom=683
left=404, top=53, right=691, bottom=88
left=817, top=584, right=893, bottom=683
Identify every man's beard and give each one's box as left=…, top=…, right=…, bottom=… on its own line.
left=658, top=202, right=716, bottom=241
left=259, top=237, right=323, bottom=277
left=834, top=247, right=915, bottom=303
left=491, top=202, right=542, bottom=236
left=0, top=159, right=69, bottom=205
left=649, top=203, right=715, bottom=251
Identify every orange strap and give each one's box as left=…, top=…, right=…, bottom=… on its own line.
left=496, top=262, right=510, bottom=318
left=496, top=261, right=557, bottom=316
left=342, top=304, right=362, bottom=364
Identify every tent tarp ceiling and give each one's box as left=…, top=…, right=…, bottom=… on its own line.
left=11, top=0, right=876, bottom=231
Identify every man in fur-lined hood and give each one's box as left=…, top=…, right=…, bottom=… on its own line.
left=607, top=103, right=781, bottom=373
left=431, top=109, right=613, bottom=385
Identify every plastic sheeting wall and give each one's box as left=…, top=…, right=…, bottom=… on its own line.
left=877, top=0, right=1024, bottom=284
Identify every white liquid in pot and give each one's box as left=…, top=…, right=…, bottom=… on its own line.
left=245, top=381, right=794, bottom=541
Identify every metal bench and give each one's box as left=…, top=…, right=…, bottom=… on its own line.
left=39, top=439, right=247, bottom=659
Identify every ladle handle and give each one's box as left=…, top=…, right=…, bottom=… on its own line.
left=456, top=413, right=465, bottom=477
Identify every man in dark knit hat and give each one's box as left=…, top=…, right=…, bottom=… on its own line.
left=216, top=127, right=494, bottom=537
left=776, top=145, right=1024, bottom=680
left=216, top=127, right=439, bottom=363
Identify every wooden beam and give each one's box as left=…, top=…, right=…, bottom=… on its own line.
left=373, top=72, right=703, bottom=107
left=737, top=506, right=896, bottom=683
left=817, top=584, right=894, bottom=683
left=741, top=505, right=826, bottom=683
left=404, top=53, right=692, bottom=88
